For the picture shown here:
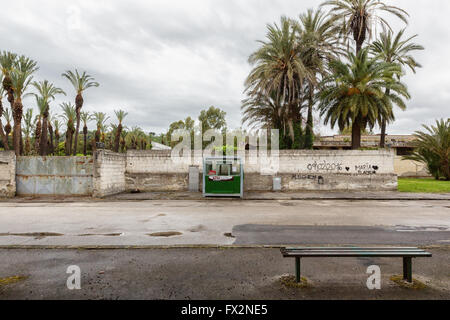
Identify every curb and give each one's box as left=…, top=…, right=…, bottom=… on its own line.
left=0, top=244, right=448, bottom=250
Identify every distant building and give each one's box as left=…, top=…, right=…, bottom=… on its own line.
left=314, top=134, right=415, bottom=156
left=151, top=141, right=172, bottom=150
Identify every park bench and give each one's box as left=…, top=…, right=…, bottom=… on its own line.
left=280, top=247, right=432, bottom=283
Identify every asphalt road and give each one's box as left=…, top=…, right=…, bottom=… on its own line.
left=0, top=200, right=448, bottom=246
left=0, top=248, right=449, bottom=300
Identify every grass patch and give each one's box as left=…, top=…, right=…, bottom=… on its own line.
left=390, top=275, right=426, bottom=289
left=280, top=275, right=310, bottom=288
left=398, top=178, right=450, bottom=193
left=0, top=276, right=28, bottom=287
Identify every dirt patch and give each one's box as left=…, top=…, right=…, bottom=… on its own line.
left=0, top=276, right=28, bottom=287
left=0, top=232, right=63, bottom=240
left=148, top=232, right=182, bottom=237
left=280, top=275, right=311, bottom=288
left=390, top=275, right=427, bottom=289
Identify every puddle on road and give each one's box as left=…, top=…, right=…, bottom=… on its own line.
left=224, top=232, right=235, bottom=238
left=148, top=232, right=182, bottom=237
left=0, top=232, right=63, bottom=240
left=77, top=233, right=123, bottom=237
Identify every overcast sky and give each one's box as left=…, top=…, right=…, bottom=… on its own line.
left=1, top=0, right=449, bottom=135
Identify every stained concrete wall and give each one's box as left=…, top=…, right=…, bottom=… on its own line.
left=16, top=156, right=93, bottom=196
left=93, top=150, right=126, bottom=197
left=394, top=156, right=430, bottom=177
left=125, top=150, right=397, bottom=192
left=0, top=151, right=16, bottom=197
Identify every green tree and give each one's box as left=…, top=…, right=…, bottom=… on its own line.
left=92, top=112, right=109, bottom=145
left=114, top=110, right=128, bottom=153
left=297, top=9, right=343, bottom=149
left=0, top=52, right=17, bottom=150
left=245, top=17, right=311, bottom=147
left=62, top=70, right=99, bottom=155
left=80, top=111, right=92, bottom=156
left=404, top=119, right=449, bottom=180
left=370, top=29, right=424, bottom=147
left=3, top=108, right=12, bottom=149
left=22, top=108, right=33, bottom=155
left=318, top=49, right=409, bottom=149
left=60, top=102, right=76, bottom=155
left=321, top=0, right=408, bottom=53
left=32, top=80, right=65, bottom=155
left=10, top=55, right=39, bottom=155
left=198, top=106, right=227, bottom=133
left=0, top=76, right=9, bottom=149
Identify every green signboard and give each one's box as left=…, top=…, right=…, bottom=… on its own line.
left=203, top=157, right=243, bottom=198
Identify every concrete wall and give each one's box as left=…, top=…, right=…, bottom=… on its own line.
left=125, top=149, right=397, bottom=192
left=394, top=156, right=430, bottom=177
left=0, top=151, right=16, bottom=197
left=93, top=150, right=127, bottom=197
left=16, top=156, right=93, bottom=196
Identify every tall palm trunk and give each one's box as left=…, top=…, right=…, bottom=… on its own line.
left=48, top=122, right=54, bottom=155
left=351, top=119, right=362, bottom=150
left=0, top=100, right=9, bottom=150
left=83, top=125, right=88, bottom=156
left=12, top=98, right=23, bottom=156
left=35, top=117, right=41, bottom=153
left=39, top=107, right=49, bottom=156
left=73, top=93, right=83, bottom=155
left=3, top=76, right=15, bottom=153
left=65, top=129, right=73, bottom=156
left=114, top=124, right=122, bottom=153
left=304, top=87, right=314, bottom=149
left=379, top=88, right=390, bottom=148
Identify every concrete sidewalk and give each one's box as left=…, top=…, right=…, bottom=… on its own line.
left=109, top=191, right=450, bottom=201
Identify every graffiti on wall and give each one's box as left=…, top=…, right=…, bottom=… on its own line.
left=292, top=174, right=325, bottom=185
left=355, top=164, right=379, bottom=175
left=307, top=161, right=343, bottom=172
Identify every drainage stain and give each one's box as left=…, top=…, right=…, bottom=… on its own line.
left=148, top=232, right=182, bottom=237
left=0, top=232, right=63, bottom=240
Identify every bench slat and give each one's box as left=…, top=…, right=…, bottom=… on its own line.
left=282, top=252, right=432, bottom=257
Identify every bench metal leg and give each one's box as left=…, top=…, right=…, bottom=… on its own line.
left=403, top=257, right=412, bottom=283
left=295, top=257, right=301, bottom=283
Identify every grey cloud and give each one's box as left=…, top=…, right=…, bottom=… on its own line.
left=1, top=0, right=449, bottom=135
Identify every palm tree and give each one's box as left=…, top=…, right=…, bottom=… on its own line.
left=318, top=49, right=409, bottom=149
left=60, top=102, right=76, bottom=155
left=80, top=111, right=92, bottom=156
left=10, top=55, right=38, bottom=155
left=3, top=108, right=12, bottom=149
left=113, top=110, right=128, bottom=152
left=245, top=16, right=312, bottom=147
left=62, top=70, right=99, bottom=155
left=0, top=77, right=9, bottom=149
left=34, top=96, right=46, bottom=153
left=32, top=80, right=65, bottom=155
left=370, top=29, right=424, bottom=147
left=321, top=0, right=408, bottom=53
left=0, top=52, right=17, bottom=115
left=404, top=119, right=449, bottom=180
left=242, top=91, right=283, bottom=131
left=22, top=108, right=33, bottom=155
left=47, top=113, right=55, bottom=155
left=93, top=112, right=109, bottom=147
left=53, top=118, right=61, bottom=153
left=297, top=8, right=343, bottom=148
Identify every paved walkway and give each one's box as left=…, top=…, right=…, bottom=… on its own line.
left=110, top=191, right=450, bottom=201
